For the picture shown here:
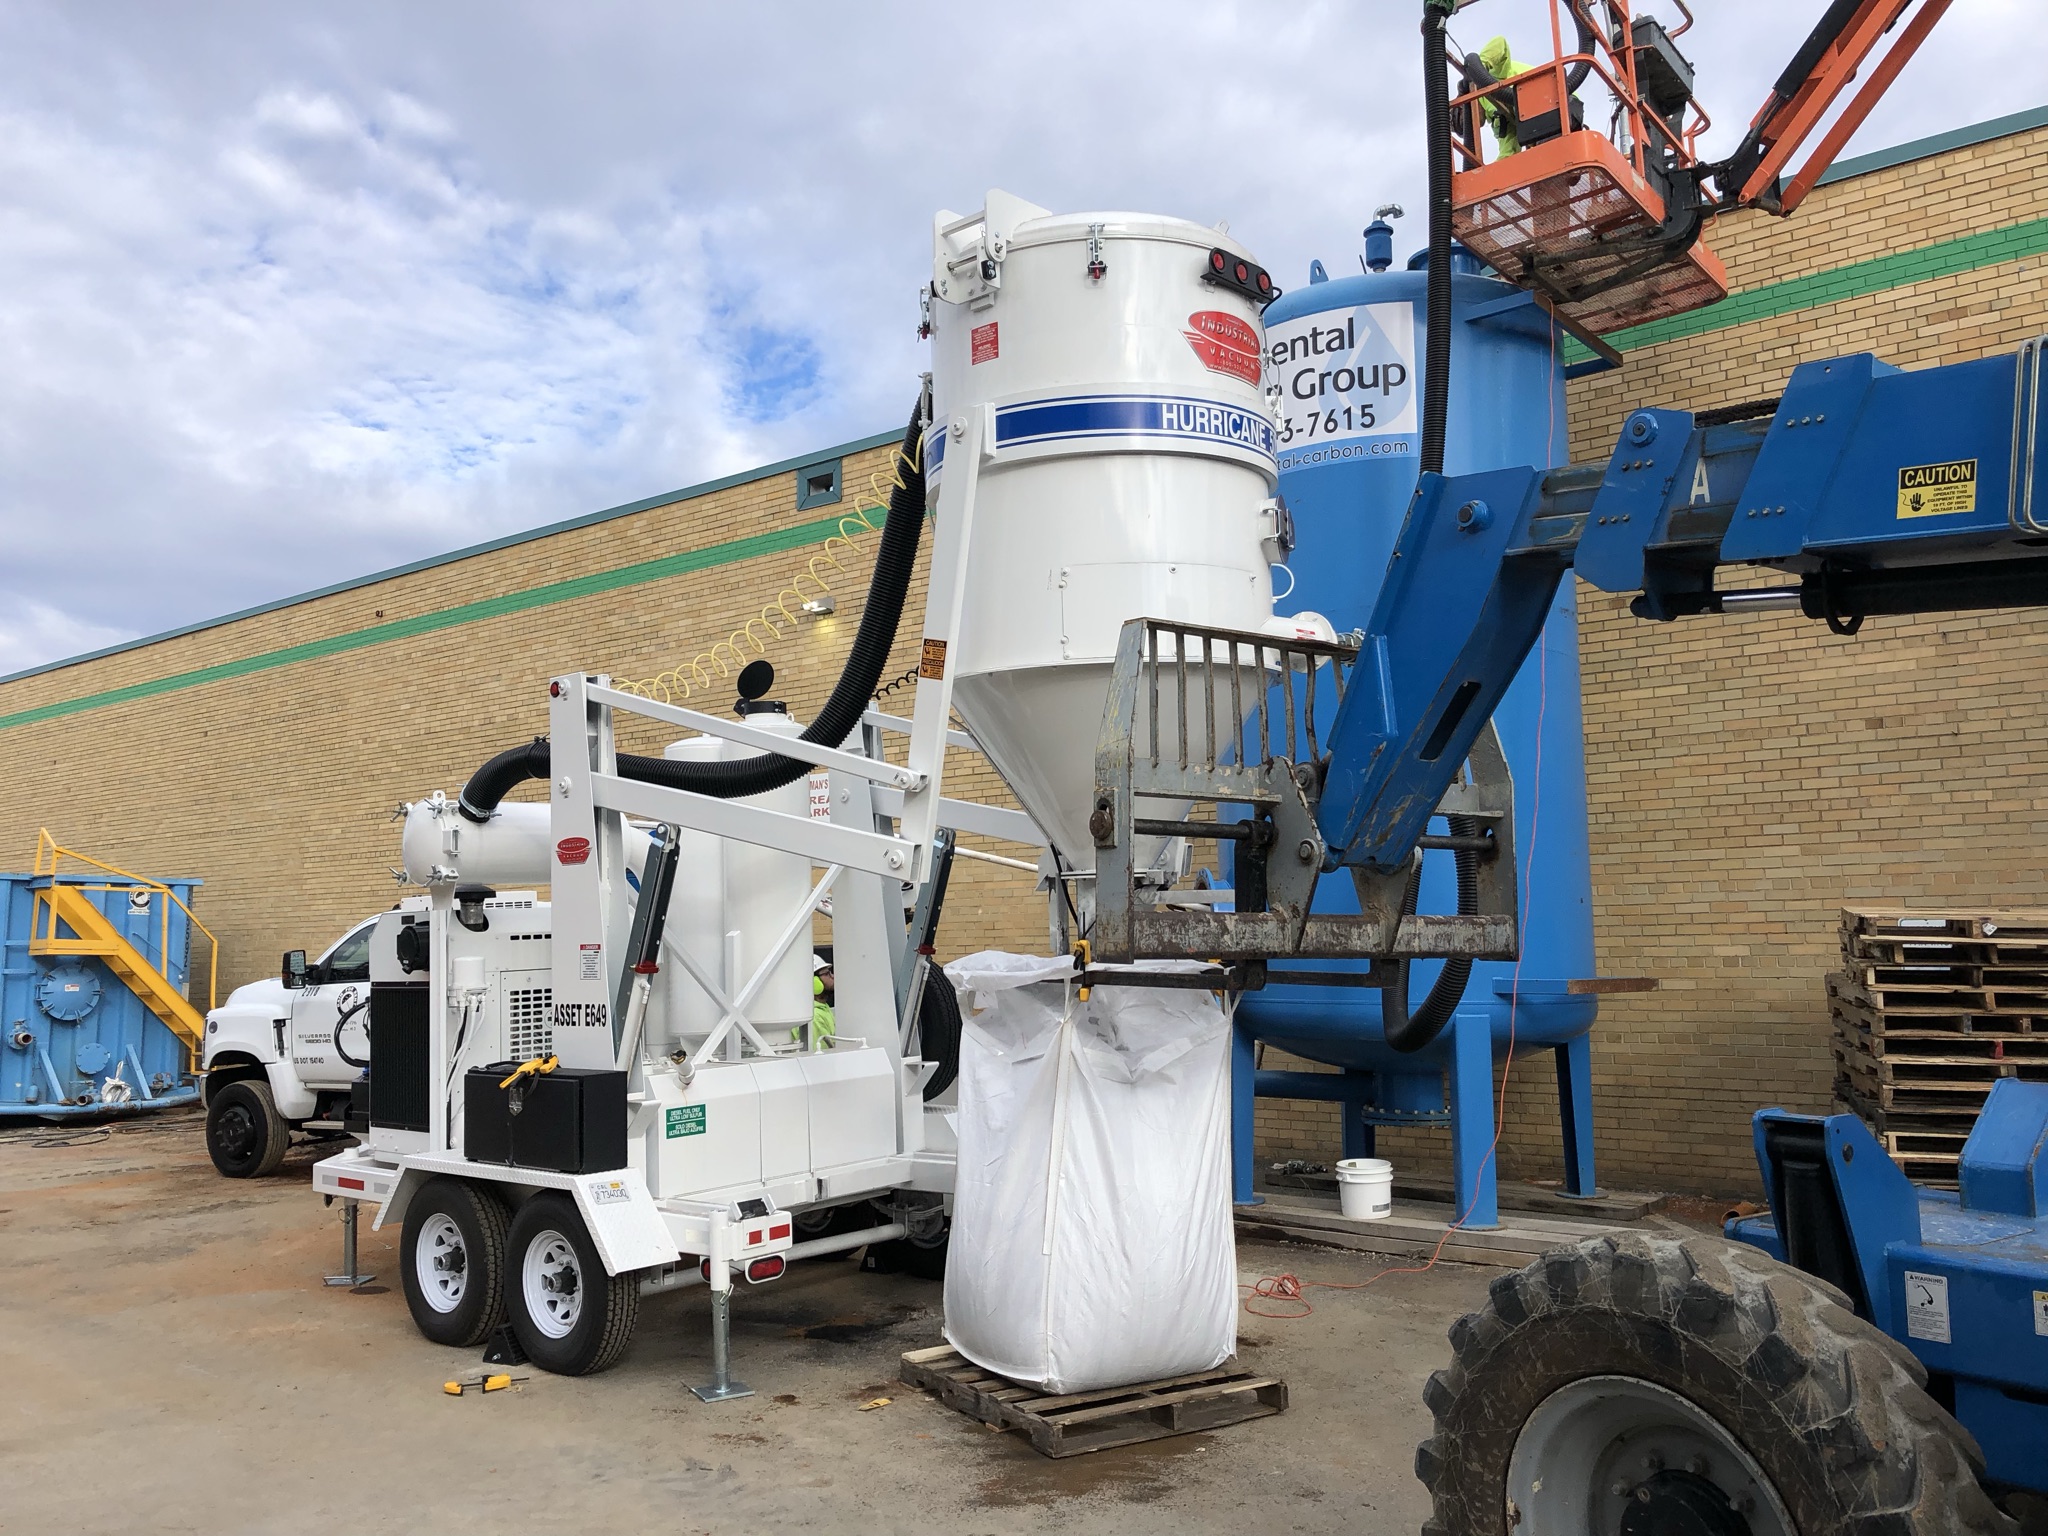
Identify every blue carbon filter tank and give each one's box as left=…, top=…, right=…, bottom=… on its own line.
left=1231, top=239, right=1599, bottom=1223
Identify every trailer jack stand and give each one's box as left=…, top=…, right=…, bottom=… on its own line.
left=323, top=1200, right=376, bottom=1288
left=691, top=1209, right=753, bottom=1402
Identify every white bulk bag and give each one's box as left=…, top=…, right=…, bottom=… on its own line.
left=940, top=951, right=1236, bottom=1393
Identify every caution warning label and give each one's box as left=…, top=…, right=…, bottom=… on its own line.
left=1897, top=458, right=1976, bottom=519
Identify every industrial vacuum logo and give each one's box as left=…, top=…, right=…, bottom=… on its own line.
left=555, top=836, right=591, bottom=865
left=1183, top=310, right=1262, bottom=384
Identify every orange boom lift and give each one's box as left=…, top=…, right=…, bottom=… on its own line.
left=1440, top=0, right=1952, bottom=338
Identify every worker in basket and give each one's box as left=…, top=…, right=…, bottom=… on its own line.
left=795, top=951, right=835, bottom=1048
left=1473, top=35, right=1531, bottom=156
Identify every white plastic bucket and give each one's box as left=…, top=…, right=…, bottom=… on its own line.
left=1335, top=1157, right=1394, bottom=1220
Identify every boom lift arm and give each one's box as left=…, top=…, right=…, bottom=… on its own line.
left=1317, top=339, right=2048, bottom=874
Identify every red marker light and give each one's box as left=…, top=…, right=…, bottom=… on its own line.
left=1210, top=249, right=1226, bottom=271
left=769, top=1222, right=791, bottom=1240
left=1256, top=272, right=1272, bottom=293
left=337, top=1176, right=364, bottom=1191
left=549, top=680, right=562, bottom=697
left=745, top=1256, right=786, bottom=1284
left=1234, top=262, right=1249, bottom=282
left=748, top=1229, right=763, bottom=1245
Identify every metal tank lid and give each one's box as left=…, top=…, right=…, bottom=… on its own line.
left=1006, top=208, right=1261, bottom=258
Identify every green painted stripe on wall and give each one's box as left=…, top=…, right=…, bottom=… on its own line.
left=1561, top=215, right=2048, bottom=366
left=0, top=512, right=853, bottom=735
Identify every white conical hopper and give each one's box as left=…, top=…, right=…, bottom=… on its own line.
left=928, top=193, right=1294, bottom=875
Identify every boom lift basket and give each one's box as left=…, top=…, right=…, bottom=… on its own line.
left=1448, top=1, right=1728, bottom=334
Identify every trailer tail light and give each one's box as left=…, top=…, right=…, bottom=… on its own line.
left=745, top=1256, right=786, bottom=1284
left=1200, top=247, right=1280, bottom=309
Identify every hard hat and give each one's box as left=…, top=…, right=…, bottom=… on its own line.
left=812, top=954, right=830, bottom=973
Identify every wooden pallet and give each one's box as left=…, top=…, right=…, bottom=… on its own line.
left=1830, top=993, right=2048, bottom=1040
left=899, top=1346, right=1285, bottom=1458
left=1826, top=971, right=2048, bottom=1019
left=1844, top=932, right=2048, bottom=967
left=1843, top=907, right=2048, bottom=944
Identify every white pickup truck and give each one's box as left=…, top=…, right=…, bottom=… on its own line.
left=201, top=911, right=391, bottom=1177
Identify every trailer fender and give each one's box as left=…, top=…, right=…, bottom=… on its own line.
left=373, top=1165, right=432, bottom=1231
left=567, top=1170, right=681, bottom=1277
left=373, top=1164, right=678, bottom=1278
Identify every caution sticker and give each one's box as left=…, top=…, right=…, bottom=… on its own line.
left=918, top=637, right=948, bottom=680
left=666, top=1104, right=707, bottom=1139
left=2035, top=1289, right=2048, bottom=1337
left=1903, top=1270, right=1951, bottom=1344
left=1897, top=458, right=1976, bottom=519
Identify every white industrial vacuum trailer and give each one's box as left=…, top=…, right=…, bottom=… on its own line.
left=313, top=191, right=1322, bottom=1392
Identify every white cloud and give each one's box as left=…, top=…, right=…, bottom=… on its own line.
left=0, top=0, right=2033, bottom=677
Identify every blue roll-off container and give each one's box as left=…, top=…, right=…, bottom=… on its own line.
left=1233, top=240, right=1599, bottom=1225
left=1, top=870, right=204, bottom=1118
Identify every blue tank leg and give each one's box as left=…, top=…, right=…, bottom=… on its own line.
left=1341, top=1072, right=1373, bottom=1161
left=1555, top=1034, right=1603, bottom=1198
left=1232, top=1020, right=1263, bottom=1207
left=1449, top=1008, right=1500, bottom=1229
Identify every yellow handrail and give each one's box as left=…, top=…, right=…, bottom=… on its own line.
left=34, top=828, right=219, bottom=1013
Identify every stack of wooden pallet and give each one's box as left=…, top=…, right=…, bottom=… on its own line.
left=1830, top=906, right=2048, bottom=1185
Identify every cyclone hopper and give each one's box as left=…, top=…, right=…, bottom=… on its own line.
left=925, top=192, right=1327, bottom=893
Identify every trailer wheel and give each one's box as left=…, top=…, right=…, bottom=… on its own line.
left=1416, top=1233, right=2011, bottom=1536
left=205, top=1078, right=290, bottom=1178
left=399, top=1177, right=508, bottom=1349
left=506, top=1192, right=639, bottom=1375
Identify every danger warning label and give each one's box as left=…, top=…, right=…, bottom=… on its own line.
left=970, top=321, right=999, bottom=366
left=1897, top=458, right=1976, bottom=519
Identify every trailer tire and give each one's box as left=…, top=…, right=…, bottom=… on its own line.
left=1416, top=1233, right=2011, bottom=1536
left=205, top=1078, right=290, bottom=1178
left=399, top=1177, right=508, bottom=1349
left=506, top=1192, right=638, bottom=1376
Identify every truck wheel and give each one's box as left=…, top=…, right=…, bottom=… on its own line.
left=506, top=1192, right=639, bottom=1375
left=1416, top=1233, right=2012, bottom=1536
left=399, top=1178, right=508, bottom=1349
left=205, top=1078, right=290, bottom=1178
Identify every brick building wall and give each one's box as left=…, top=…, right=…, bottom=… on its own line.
left=5, top=112, right=2044, bottom=1193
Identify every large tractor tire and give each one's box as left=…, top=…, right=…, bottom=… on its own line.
left=1417, top=1233, right=2012, bottom=1535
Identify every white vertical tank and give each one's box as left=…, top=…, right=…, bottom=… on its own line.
left=927, top=191, right=1287, bottom=873
left=650, top=735, right=726, bottom=1049
left=716, top=710, right=814, bottom=1034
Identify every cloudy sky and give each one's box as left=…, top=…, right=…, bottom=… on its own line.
left=0, top=0, right=2031, bottom=677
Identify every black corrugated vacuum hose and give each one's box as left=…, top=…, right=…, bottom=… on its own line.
left=1380, top=815, right=1484, bottom=1054
left=457, top=401, right=929, bottom=821
left=1391, top=0, right=1479, bottom=1053
left=1420, top=0, right=1456, bottom=478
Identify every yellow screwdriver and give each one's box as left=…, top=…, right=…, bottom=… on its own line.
left=443, top=1373, right=527, bottom=1396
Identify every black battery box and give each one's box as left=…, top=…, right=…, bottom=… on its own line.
left=464, top=1062, right=628, bottom=1174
